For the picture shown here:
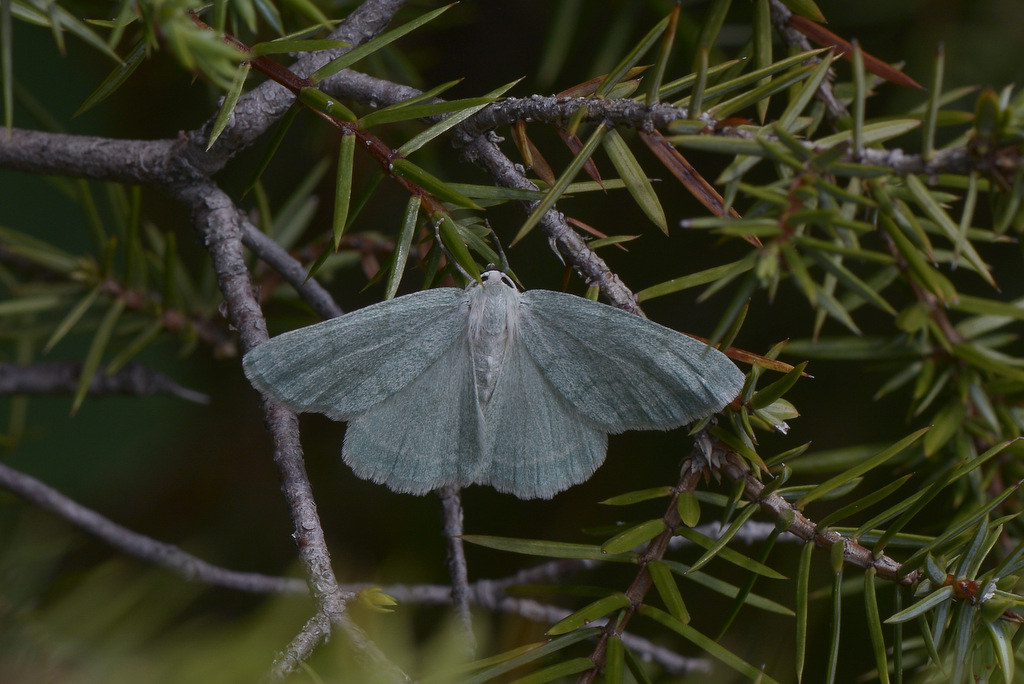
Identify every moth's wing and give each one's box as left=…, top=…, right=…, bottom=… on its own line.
left=242, top=289, right=468, bottom=420
left=518, top=290, right=744, bottom=433
left=478, top=341, right=607, bottom=500
left=342, top=330, right=486, bottom=495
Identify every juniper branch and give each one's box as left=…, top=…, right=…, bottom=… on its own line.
left=304, top=69, right=646, bottom=314
left=718, top=451, right=920, bottom=585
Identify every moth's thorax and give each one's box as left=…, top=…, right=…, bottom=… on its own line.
left=467, top=274, right=520, bottom=410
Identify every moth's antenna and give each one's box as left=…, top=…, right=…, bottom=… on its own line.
left=486, top=222, right=511, bottom=273
left=482, top=223, right=524, bottom=289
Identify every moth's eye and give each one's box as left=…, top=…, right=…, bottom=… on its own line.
left=501, top=275, right=514, bottom=288
left=482, top=272, right=492, bottom=282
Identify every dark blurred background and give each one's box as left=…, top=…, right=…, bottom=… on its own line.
left=2, top=0, right=1023, bottom=681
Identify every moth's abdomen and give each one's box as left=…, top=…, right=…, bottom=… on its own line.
left=468, top=283, right=520, bottom=410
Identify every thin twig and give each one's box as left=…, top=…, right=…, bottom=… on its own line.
left=438, top=484, right=475, bottom=655
left=172, top=179, right=338, bottom=590
left=266, top=610, right=333, bottom=682
left=334, top=580, right=709, bottom=675
left=240, top=217, right=345, bottom=320
left=475, top=594, right=710, bottom=676
left=0, top=361, right=210, bottom=403
left=0, top=113, right=995, bottom=198
left=487, top=558, right=601, bottom=590
left=0, top=461, right=305, bottom=593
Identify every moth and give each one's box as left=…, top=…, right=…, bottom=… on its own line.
left=243, top=270, right=744, bottom=499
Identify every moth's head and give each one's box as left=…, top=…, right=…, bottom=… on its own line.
left=477, top=270, right=516, bottom=291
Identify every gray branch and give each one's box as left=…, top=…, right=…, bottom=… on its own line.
left=0, top=449, right=743, bottom=678
left=167, top=177, right=403, bottom=681
left=768, top=0, right=848, bottom=120
left=0, top=104, right=983, bottom=194
left=326, top=71, right=646, bottom=314
left=337, top=581, right=709, bottom=676
left=201, top=1, right=415, bottom=678
left=452, top=97, right=691, bottom=141
left=0, top=361, right=209, bottom=403
left=239, top=216, right=345, bottom=320
left=0, top=458, right=708, bottom=676
left=453, top=95, right=987, bottom=177
left=0, top=129, right=183, bottom=183
left=0, top=460, right=305, bottom=593
left=438, top=485, right=475, bottom=655
left=186, top=0, right=414, bottom=174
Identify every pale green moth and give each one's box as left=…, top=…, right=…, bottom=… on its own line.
left=242, top=270, right=744, bottom=499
